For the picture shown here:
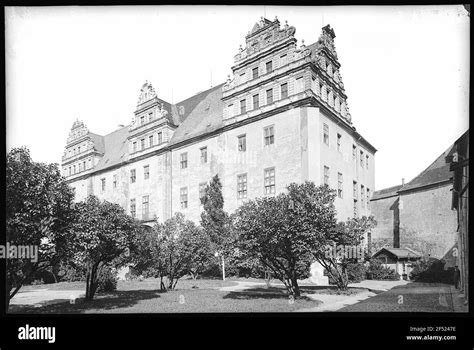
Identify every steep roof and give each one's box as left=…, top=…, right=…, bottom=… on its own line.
left=398, top=144, right=454, bottom=193
left=174, top=84, right=224, bottom=124
left=373, top=247, right=422, bottom=259
left=169, top=83, right=225, bottom=146
left=88, top=132, right=105, bottom=154
left=371, top=184, right=404, bottom=201
left=94, top=126, right=129, bottom=172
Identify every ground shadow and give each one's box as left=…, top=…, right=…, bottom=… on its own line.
left=223, top=287, right=313, bottom=301
left=9, top=289, right=162, bottom=314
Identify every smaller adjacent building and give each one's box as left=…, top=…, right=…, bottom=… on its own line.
left=372, top=247, right=421, bottom=279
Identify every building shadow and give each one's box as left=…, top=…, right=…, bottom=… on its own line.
left=390, top=197, right=400, bottom=248
left=8, top=289, right=162, bottom=314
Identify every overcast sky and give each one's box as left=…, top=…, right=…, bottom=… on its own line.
left=5, top=5, right=469, bottom=190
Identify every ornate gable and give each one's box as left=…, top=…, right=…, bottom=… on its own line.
left=67, top=119, right=89, bottom=144
left=137, top=81, right=158, bottom=106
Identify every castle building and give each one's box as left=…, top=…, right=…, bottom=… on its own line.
left=61, top=17, right=376, bottom=225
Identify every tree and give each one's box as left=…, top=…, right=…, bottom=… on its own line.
left=70, top=196, right=139, bottom=301
left=200, top=175, right=231, bottom=279
left=313, top=216, right=377, bottom=291
left=6, top=147, right=75, bottom=309
left=233, top=182, right=337, bottom=297
left=132, top=213, right=212, bottom=290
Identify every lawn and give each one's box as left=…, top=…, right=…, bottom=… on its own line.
left=10, top=277, right=368, bottom=313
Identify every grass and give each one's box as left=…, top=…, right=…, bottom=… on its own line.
left=10, top=277, right=331, bottom=313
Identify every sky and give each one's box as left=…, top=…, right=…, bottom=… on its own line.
left=5, top=5, right=470, bottom=190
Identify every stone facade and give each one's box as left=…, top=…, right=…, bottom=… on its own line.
left=62, top=18, right=376, bottom=227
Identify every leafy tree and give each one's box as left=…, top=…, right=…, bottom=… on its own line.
left=70, top=196, right=139, bottom=301
left=313, top=216, right=377, bottom=291
left=233, top=182, right=337, bottom=297
left=132, top=213, right=211, bottom=290
left=6, top=147, right=75, bottom=309
left=200, top=175, right=232, bottom=278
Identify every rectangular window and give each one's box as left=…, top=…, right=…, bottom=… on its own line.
left=228, top=104, right=234, bottom=117
left=240, top=99, right=246, bottom=114
left=130, top=199, right=136, bottom=218
left=200, top=147, right=208, bottom=164
left=352, top=144, right=356, bottom=161
left=78, top=163, right=82, bottom=172
left=199, top=182, right=207, bottom=204
left=266, top=88, right=273, bottom=104
left=133, top=141, right=137, bottom=153
left=240, top=72, right=246, bottom=82
left=353, top=200, right=358, bottom=218
left=324, top=166, right=330, bottom=186
left=266, top=60, right=272, bottom=73
left=360, top=150, right=364, bottom=167
left=157, top=132, right=163, bottom=144
left=237, top=173, right=248, bottom=199
left=142, top=196, right=149, bottom=220
left=238, top=134, right=246, bottom=152
left=337, top=134, right=342, bottom=152
left=295, top=76, right=304, bottom=93
left=264, top=125, right=275, bottom=146
left=264, top=167, right=276, bottom=195
left=180, top=153, right=188, bottom=169
left=253, top=94, right=259, bottom=110
left=101, top=178, right=106, bottom=192
left=180, top=187, right=188, bottom=209
left=353, top=181, right=358, bottom=198
left=83, top=161, right=86, bottom=170
left=140, top=116, right=145, bottom=125
left=367, top=188, right=370, bottom=209
left=323, top=123, right=329, bottom=145
left=113, top=174, right=117, bottom=188
left=130, top=169, right=136, bottom=183
left=337, top=173, right=343, bottom=198
left=73, top=165, right=76, bottom=174
left=144, top=165, right=150, bottom=180
left=252, top=67, right=259, bottom=80
left=78, top=146, right=81, bottom=153
left=366, top=155, right=369, bottom=169
left=281, top=83, right=288, bottom=99
left=149, top=135, right=154, bottom=147
left=361, top=185, right=365, bottom=208
left=68, top=166, right=71, bottom=176
left=141, top=138, right=145, bottom=150
left=148, top=112, right=153, bottom=122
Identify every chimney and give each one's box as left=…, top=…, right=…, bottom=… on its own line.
left=402, top=178, right=405, bottom=186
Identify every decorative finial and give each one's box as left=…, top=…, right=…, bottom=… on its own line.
left=301, top=39, right=305, bottom=48
left=275, top=15, right=278, bottom=21
left=239, top=44, right=243, bottom=52
left=227, top=74, right=231, bottom=82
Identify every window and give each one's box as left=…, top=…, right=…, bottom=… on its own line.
left=252, top=67, right=259, bottom=80
left=327, top=90, right=332, bottom=106
left=141, top=138, right=145, bottom=150
left=180, top=187, right=188, bottom=209
left=353, top=181, right=358, bottom=198
left=238, top=134, right=246, bottom=152
left=73, top=165, right=76, bottom=174
left=353, top=199, right=358, bottom=218
left=228, top=104, right=234, bottom=117
left=240, top=99, right=246, bottom=114
left=144, top=165, right=150, bottom=180
left=240, top=72, right=246, bottom=82
left=295, top=76, right=304, bottom=93
left=133, top=141, right=137, bottom=153
left=264, top=168, right=276, bottom=195
left=264, top=125, right=275, bottom=146
left=281, top=83, right=288, bottom=99
left=199, top=183, right=207, bottom=204
left=101, top=178, right=106, bottom=192
left=366, top=155, right=369, bottom=169
left=253, top=94, right=259, bottom=110
left=130, top=199, right=136, bottom=218
left=78, top=146, right=81, bottom=153
left=367, top=188, right=370, bottom=208
left=148, top=112, right=153, bottom=122
left=319, top=84, right=324, bottom=97
left=130, top=169, right=136, bottom=183
left=323, top=123, right=329, bottom=145
left=280, top=54, right=287, bottom=61
left=361, top=185, right=365, bottom=208
left=200, top=147, right=208, bottom=164
left=83, top=161, right=86, bottom=170
left=237, top=174, right=248, bottom=199
left=266, top=60, right=273, bottom=73
left=337, top=134, right=342, bottom=152
left=338, top=173, right=343, bottom=198
left=142, top=196, right=149, bottom=220
left=352, top=144, right=356, bottom=161
left=113, top=174, right=117, bottom=188
left=149, top=135, right=154, bottom=147
left=266, top=88, right=273, bottom=104
left=157, top=132, right=163, bottom=144
left=324, top=166, right=330, bottom=186
left=78, top=163, right=82, bottom=172
left=140, top=115, right=145, bottom=125
left=360, top=150, right=364, bottom=167
left=68, top=166, right=71, bottom=176
left=180, top=153, right=188, bottom=169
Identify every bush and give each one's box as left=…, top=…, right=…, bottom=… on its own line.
left=346, top=262, right=367, bottom=283
left=366, top=259, right=400, bottom=280
left=410, top=259, right=454, bottom=284
left=57, top=263, right=86, bottom=282
left=97, top=266, right=118, bottom=293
